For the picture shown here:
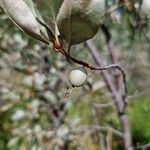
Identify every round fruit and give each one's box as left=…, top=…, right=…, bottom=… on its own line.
left=69, top=67, right=87, bottom=87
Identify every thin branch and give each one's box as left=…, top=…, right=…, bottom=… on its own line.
left=71, top=125, right=123, bottom=138
left=106, top=128, right=113, bottom=150
left=92, top=102, right=113, bottom=108
left=136, top=143, right=150, bottom=150
left=101, top=24, right=122, bottom=94
left=127, top=88, right=150, bottom=102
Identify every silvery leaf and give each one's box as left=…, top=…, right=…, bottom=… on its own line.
left=33, top=0, right=64, bottom=36
left=2, top=0, right=49, bottom=43
left=57, top=0, right=105, bottom=46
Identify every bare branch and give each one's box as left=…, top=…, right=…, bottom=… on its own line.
left=85, top=40, right=133, bottom=150
left=92, top=102, right=113, bottom=108
left=127, top=88, right=150, bottom=102
left=136, top=143, right=150, bottom=150
left=71, top=125, right=123, bottom=138
left=101, top=24, right=123, bottom=95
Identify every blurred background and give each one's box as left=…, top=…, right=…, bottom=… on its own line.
left=0, top=0, right=150, bottom=150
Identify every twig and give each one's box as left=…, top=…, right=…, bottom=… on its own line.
left=136, top=143, right=150, bottom=150
left=127, top=88, right=150, bottom=102
left=71, top=125, right=123, bottom=138
left=101, top=24, right=123, bottom=94
left=92, top=102, right=113, bottom=108
left=106, top=128, right=113, bottom=150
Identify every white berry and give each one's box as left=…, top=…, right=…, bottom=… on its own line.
left=69, top=67, right=87, bottom=87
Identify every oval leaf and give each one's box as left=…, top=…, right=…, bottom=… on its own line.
left=2, top=0, right=48, bottom=43
left=57, top=0, right=105, bottom=45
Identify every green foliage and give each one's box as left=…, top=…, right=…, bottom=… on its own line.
left=3, top=0, right=105, bottom=47
left=128, top=95, right=150, bottom=144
